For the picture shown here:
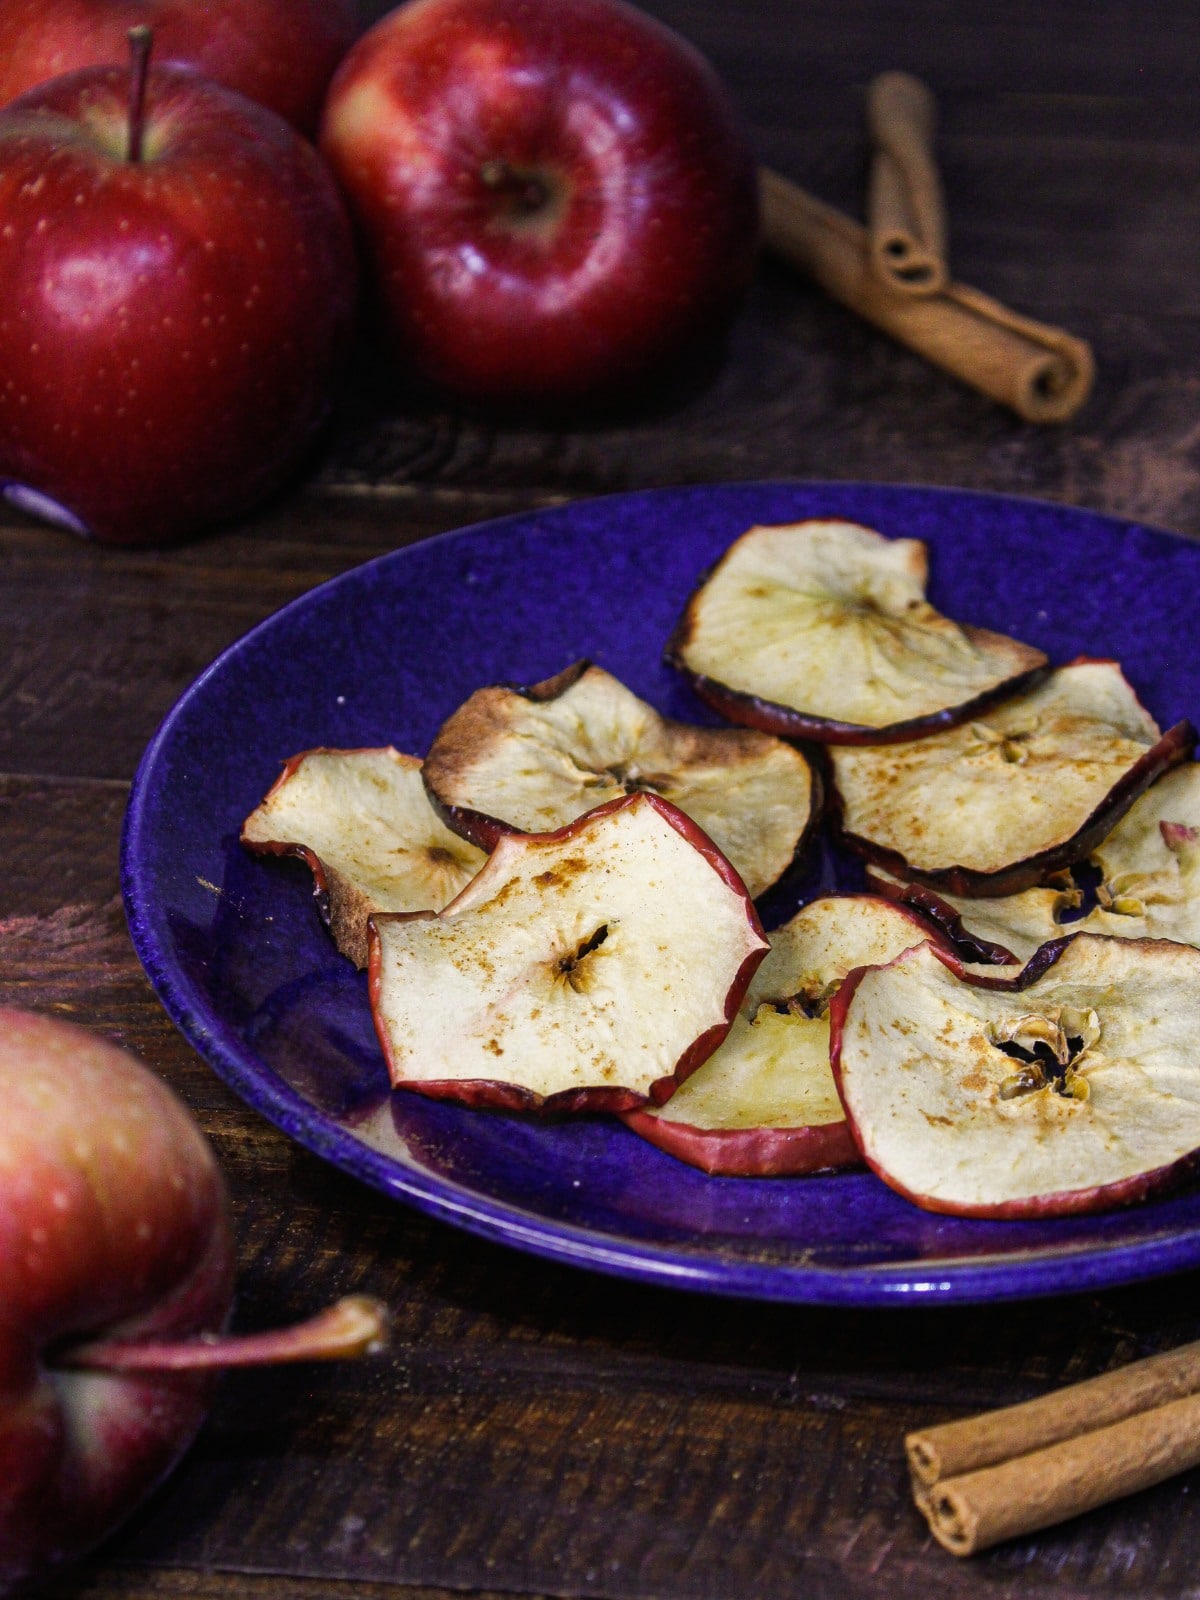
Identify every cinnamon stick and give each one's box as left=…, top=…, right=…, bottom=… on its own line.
left=866, top=72, right=948, bottom=295
left=909, top=1338, right=1200, bottom=1486
left=918, top=1389, right=1200, bottom=1556
left=759, top=167, right=1094, bottom=424
left=907, top=1338, right=1200, bottom=1556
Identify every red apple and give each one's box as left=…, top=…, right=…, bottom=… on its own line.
left=0, top=47, right=357, bottom=545
left=0, top=0, right=358, bottom=137
left=319, top=0, right=759, bottom=403
left=0, top=1008, right=386, bottom=1588
left=0, top=1007, right=233, bottom=1581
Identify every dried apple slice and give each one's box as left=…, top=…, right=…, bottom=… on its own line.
left=667, top=519, right=1047, bottom=743
left=623, top=1007, right=857, bottom=1176
left=868, top=763, right=1200, bottom=962
left=422, top=660, right=817, bottom=897
left=830, top=935, right=1200, bottom=1217
left=742, top=892, right=977, bottom=1013
left=242, top=747, right=486, bottom=967
left=624, top=894, right=943, bottom=1175
left=832, top=661, right=1195, bottom=896
left=867, top=867, right=1065, bottom=966
left=1092, top=760, right=1200, bottom=888
left=369, top=792, right=768, bottom=1114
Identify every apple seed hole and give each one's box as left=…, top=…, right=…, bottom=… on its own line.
left=993, top=1031, right=1089, bottom=1100
left=558, top=924, right=609, bottom=991
left=605, top=764, right=673, bottom=797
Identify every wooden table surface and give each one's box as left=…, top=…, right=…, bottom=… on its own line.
left=11, top=1, right=1200, bottom=1595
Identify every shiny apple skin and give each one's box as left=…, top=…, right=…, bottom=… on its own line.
left=320, top=0, right=758, bottom=403
left=0, top=66, right=357, bottom=545
left=0, top=1009, right=235, bottom=1589
left=0, top=0, right=358, bottom=137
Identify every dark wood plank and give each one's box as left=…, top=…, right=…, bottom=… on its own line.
left=323, top=300, right=1200, bottom=530
left=0, top=492, right=550, bottom=780
left=640, top=0, right=1200, bottom=102
left=42, top=1574, right=554, bottom=1600
left=5, top=295, right=1200, bottom=785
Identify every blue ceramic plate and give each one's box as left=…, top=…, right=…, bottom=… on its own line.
left=123, top=482, right=1200, bottom=1306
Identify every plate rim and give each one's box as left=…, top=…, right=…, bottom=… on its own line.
left=121, top=478, right=1200, bottom=1308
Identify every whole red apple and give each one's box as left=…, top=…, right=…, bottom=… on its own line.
left=0, top=1007, right=387, bottom=1589
left=0, top=53, right=357, bottom=545
left=0, top=0, right=358, bottom=137
left=320, top=0, right=759, bottom=404
left=0, top=1007, right=235, bottom=1584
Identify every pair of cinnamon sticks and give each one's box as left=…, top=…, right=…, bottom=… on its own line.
left=759, top=72, right=1094, bottom=423
left=907, top=1338, right=1200, bottom=1555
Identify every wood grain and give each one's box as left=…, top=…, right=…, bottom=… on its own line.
left=10, top=1, right=1200, bottom=1595
left=41, top=1577, right=555, bottom=1600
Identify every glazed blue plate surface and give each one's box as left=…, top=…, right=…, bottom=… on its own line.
left=123, top=482, right=1200, bottom=1305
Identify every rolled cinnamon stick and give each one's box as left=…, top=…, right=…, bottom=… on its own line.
left=919, top=1389, right=1200, bottom=1556
left=907, top=1336, right=1200, bottom=1486
left=866, top=72, right=948, bottom=294
left=759, top=167, right=1095, bottom=424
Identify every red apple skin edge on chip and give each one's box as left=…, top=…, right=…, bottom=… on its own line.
left=622, top=1103, right=862, bottom=1178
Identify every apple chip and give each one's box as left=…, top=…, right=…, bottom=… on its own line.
left=743, top=891, right=979, bottom=1013
left=868, top=867, right=1066, bottom=966
left=871, top=763, right=1200, bottom=964
left=624, top=1007, right=858, bottom=1176
left=832, top=661, right=1195, bottom=895
left=1092, top=761, right=1200, bottom=884
left=667, top=519, right=1047, bottom=742
left=242, top=747, right=486, bottom=967
left=830, top=936, right=1200, bottom=1217
left=422, top=661, right=817, bottom=897
left=625, top=894, right=943, bottom=1175
left=369, top=792, right=768, bottom=1113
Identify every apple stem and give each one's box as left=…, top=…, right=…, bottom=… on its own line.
left=59, top=1294, right=389, bottom=1373
left=126, top=24, right=153, bottom=164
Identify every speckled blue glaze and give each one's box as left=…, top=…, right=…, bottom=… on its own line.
left=122, top=482, right=1200, bottom=1305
